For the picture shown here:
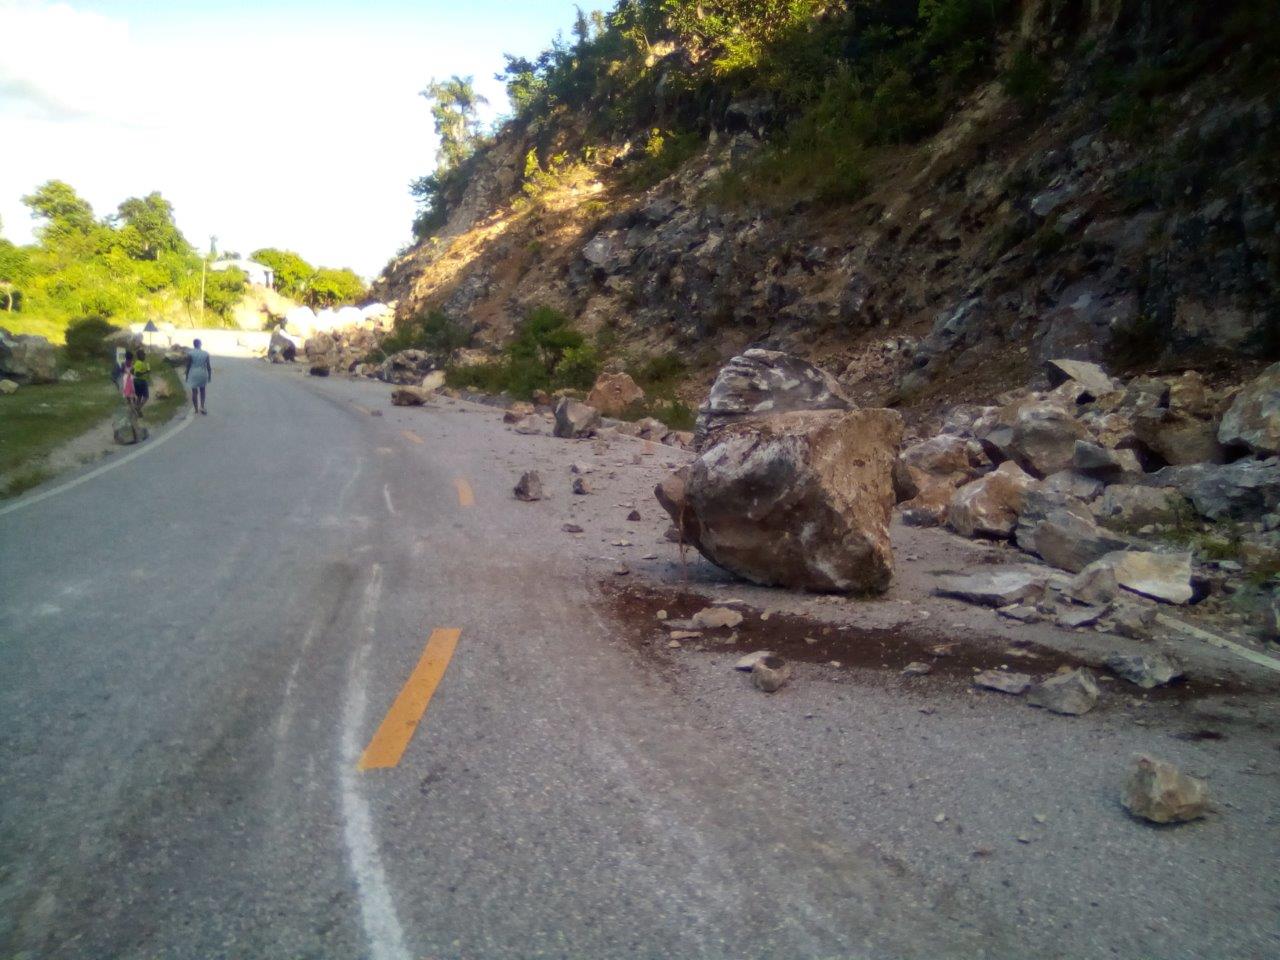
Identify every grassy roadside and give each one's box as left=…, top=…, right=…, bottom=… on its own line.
left=0, top=360, right=185, bottom=498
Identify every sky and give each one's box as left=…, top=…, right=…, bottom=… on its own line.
left=0, top=0, right=584, bottom=278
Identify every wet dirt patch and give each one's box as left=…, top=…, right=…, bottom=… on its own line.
left=598, top=580, right=1252, bottom=703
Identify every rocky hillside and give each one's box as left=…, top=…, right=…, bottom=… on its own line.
left=373, top=0, right=1277, bottom=419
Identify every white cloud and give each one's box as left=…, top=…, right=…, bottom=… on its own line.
left=0, top=1, right=482, bottom=278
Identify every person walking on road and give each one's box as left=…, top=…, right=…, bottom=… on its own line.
left=184, top=339, right=212, bottom=415
left=131, top=348, right=151, bottom=416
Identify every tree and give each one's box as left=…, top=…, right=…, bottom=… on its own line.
left=306, top=267, right=365, bottom=308
left=420, top=75, right=488, bottom=171
left=249, top=247, right=315, bottom=298
left=22, top=180, right=96, bottom=237
left=113, top=192, right=190, bottom=260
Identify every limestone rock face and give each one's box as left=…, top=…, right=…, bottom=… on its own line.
left=1122, top=756, right=1209, bottom=824
left=1219, top=361, right=1280, bottom=455
left=553, top=398, right=602, bottom=438
left=586, top=372, right=645, bottom=416
left=948, top=461, right=1039, bottom=539
left=656, top=408, right=902, bottom=593
left=1010, top=403, right=1090, bottom=478
left=694, top=349, right=851, bottom=449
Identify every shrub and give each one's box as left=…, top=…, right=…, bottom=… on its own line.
left=379, top=310, right=472, bottom=357
left=63, top=315, right=119, bottom=361
left=1004, top=49, right=1055, bottom=114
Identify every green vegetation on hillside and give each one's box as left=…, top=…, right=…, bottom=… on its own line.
left=250, top=248, right=369, bottom=307
left=0, top=181, right=245, bottom=340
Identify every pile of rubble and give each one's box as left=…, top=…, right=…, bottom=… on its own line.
left=900, top=358, right=1280, bottom=634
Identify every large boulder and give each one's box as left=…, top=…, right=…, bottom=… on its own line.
left=1133, top=408, right=1224, bottom=465
left=948, top=461, right=1039, bottom=539
left=553, top=398, right=602, bottom=438
left=1093, top=550, right=1194, bottom=604
left=304, top=332, right=336, bottom=361
left=1045, top=358, right=1118, bottom=399
left=1094, top=484, right=1187, bottom=528
left=656, top=408, right=903, bottom=593
left=0, top=331, right=57, bottom=384
left=1009, top=402, right=1089, bottom=478
left=694, top=349, right=851, bottom=448
left=268, top=329, right=297, bottom=363
left=1014, top=489, right=1131, bottom=572
left=112, top=411, right=148, bottom=445
left=1219, top=362, right=1280, bottom=455
left=586, top=371, right=645, bottom=416
left=1145, top=458, right=1280, bottom=521
left=283, top=305, right=318, bottom=338
left=378, top=349, right=436, bottom=385
left=894, top=435, right=978, bottom=527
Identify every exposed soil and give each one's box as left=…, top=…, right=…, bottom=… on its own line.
left=599, top=579, right=1261, bottom=707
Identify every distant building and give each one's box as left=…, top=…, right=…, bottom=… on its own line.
left=211, top=258, right=274, bottom=288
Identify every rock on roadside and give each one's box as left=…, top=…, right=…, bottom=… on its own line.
left=1121, top=756, right=1210, bottom=824
left=513, top=471, right=544, bottom=501
left=656, top=408, right=902, bottom=593
left=554, top=398, right=602, bottom=439
left=1027, top=669, right=1100, bottom=715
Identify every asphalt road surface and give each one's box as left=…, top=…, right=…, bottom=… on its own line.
left=1, top=360, right=1276, bottom=960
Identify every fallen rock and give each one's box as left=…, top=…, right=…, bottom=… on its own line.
left=391, top=386, right=429, bottom=406
left=935, top=568, right=1045, bottom=606
left=974, top=670, right=1032, bottom=695
left=308, top=364, right=331, bottom=377
left=691, top=607, right=744, bottom=630
left=1010, top=403, right=1090, bottom=478
left=420, top=370, right=446, bottom=392
left=1042, top=469, right=1105, bottom=503
left=735, top=650, right=774, bottom=671
left=752, top=655, right=793, bottom=693
left=1219, top=361, right=1280, bottom=455
left=553, top=398, right=602, bottom=439
left=1134, top=409, right=1224, bottom=465
left=1027, top=668, right=1100, bottom=715
left=695, top=349, right=851, bottom=448
left=1095, top=485, right=1187, bottom=528
left=656, top=408, right=902, bottom=593
left=1057, top=606, right=1106, bottom=629
left=997, top=603, right=1042, bottom=623
left=1111, top=602, right=1158, bottom=639
left=1015, top=490, right=1131, bottom=573
left=1122, top=756, right=1209, bottom=824
left=586, top=371, right=645, bottom=417
left=1096, top=550, right=1194, bottom=604
left=59, top=369, right=81, bottom=383
left=561, top=522, right=583, bottom=533
left=1065, top=561, right=1121, bottom=606
left=512, top=415, right=544, bottom=435
left=1105, top=652, right=1184, bottom=689
left=572, top=477, right=592, bottom=495
left=1045, top=359, right=1118, bottom=399
left=112, top=411, right=148, bottom=445
left=902, top=661, right=933, bottom=676
left=1146, top=458, right=1280, bottom=521
left=378, top=349, right=436, bottom=385
left=513, top=471, right=544, bottom=501
left=0, top=379, right=17, bottom=395
left=0, top=331, right=57, bottom=383
left=948, top=461, right=1038, bottom=539
left=268, top=329, right=297, bottom=363
left=503, top=402, right=535, bottom=423
left=1071, top=441, right=1130, bottom=480
left=626, top=509, right=642, bottom=521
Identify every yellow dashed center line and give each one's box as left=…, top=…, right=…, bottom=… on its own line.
left=453, top=478, right=475, bottom=508
left=358, top=628, right=461, bottom=771
left=402, top=429, right=424, bottom=445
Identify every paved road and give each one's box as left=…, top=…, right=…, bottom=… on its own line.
left=2, top=360, right=1276, bottom=960
left=0, top=360, right=990, bottom=959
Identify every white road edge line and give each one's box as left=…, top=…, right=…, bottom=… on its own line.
left=338, top=565, right=412, bottom=960
left=0, top=412, right=196, bottom=518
